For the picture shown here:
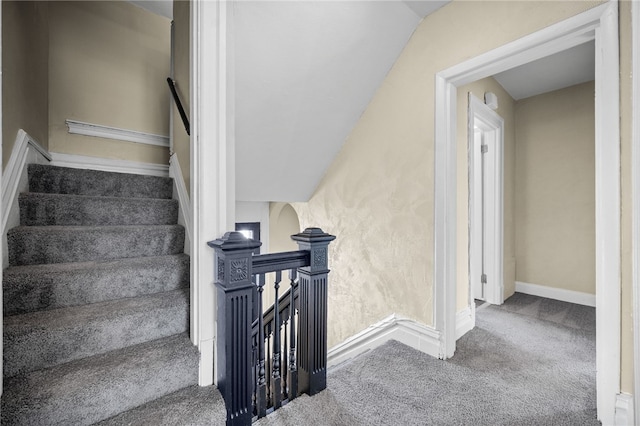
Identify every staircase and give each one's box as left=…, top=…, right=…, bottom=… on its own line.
left=1, top=164, right=225, bottom=424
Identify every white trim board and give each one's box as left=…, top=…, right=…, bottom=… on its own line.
left=615, top=393, right=634, bottom=426
left=632, top=0, right=640, bottom=421
left=170, top=154, right=191, bottom=255
left=49, top=152, right=169, bottom=177
left=433, top=3, right=620, bottom=424
left=327, top=314, right=442, bottom=368
left=65, top=119, right=170, bottom=148
left=191, top=0, right=235, bottom=387
left=515, top=281, right=596, bottom=308
left=2, top=130, right=51, bottom=236
left=455, top=306, right=473, bottom=339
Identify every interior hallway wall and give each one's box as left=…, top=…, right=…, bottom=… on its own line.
left=2, top=1, right=49, bottom=169
left=293, top=1, right=606, bottom=349
left=48, top=1, right=170, bottom=165
left=172, top=0, right=190, bottom=193
left=514, top=81, right=595, bottom=295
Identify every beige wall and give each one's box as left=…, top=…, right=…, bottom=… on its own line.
left=269, top=203, right=300, bottom=254
left=172, top=0, right=190, bottom=193
left=48, top=1, right=170, bottom=164
left=514, top=82, right=595, bottom=295
left=456, top=78, right=516, bottom=311
left=294, top=0, right=604, bottom=348
left=2, top=1, right=49, bottom=170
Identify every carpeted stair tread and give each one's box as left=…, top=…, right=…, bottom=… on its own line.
left=7, top=224, right=185, bottom=266
left=3, top=254, right=189, bottom=316
left=1, top=333, right=198, bottom=426
left=27, top=164, right=173, bottom=199
left=19, top=192, right=178, bottom=226
left=97, top=385, right=227, bottom=425
left=4, top=288, right=189, bottom=378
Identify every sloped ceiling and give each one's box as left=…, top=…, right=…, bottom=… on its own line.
left=235, top=1, right=448, bottom=202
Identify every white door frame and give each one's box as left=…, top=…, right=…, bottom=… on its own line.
left=468, top=94, right=504, bottom=307
left=632, top=0, right=640, bottom=420
left=434, top=3, right=619, bottom=424
left=190, top=0, right=236, bottom=386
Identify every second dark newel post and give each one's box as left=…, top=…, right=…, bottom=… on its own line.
left=208, top=232, right=262, bottom=426
left=292, top=228, right=336, bottom=396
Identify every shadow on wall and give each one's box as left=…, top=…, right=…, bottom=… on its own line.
left=269, top=203, right=300, bottom=253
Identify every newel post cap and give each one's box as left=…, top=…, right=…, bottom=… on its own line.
left=208, top=231, right=262, bottom=252
left=291, top=227, right=336, bottom=244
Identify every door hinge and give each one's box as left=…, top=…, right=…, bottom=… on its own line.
left=481, top=273, right=487, bottom=284
left=481, top=144, right=488, bottom=154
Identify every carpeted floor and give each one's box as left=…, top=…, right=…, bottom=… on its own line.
left=258, top=293, right=598, bottom=425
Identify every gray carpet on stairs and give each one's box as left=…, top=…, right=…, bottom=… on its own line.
left=27, top=164, right=173, bottom=199
left=7, top=224, right=185, bottom=266
left=2, top=164, right=206, bottom=425
left=96, top=385, right=227, bottom=425
left=257, top=294, right=598, bottom=426
left=4, top=288, right=190, bottom=377
left=3, top=254, right=189, bottom=315
left=19, top=192, right=178, bottom=226
left=1, top=333, right=200, bottom=425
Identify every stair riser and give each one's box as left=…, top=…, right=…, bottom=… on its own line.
left=28, top=164, right=173, bottom=199
left=19, top=193, right=179, bottom=226
left=3, top=255, right=190, bottom=316
left=7, top=225, right=185, bottom=266
left=3, top=290, right=190, bottom=378
left=1, top=334, right=199, bottom=426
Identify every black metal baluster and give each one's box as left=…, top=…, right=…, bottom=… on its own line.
left=272, top=271, right=283, bottom=409
left=265, top=325, right=272, bottom=409
left=288, top=269, right=298, bottom=400
left=282, top=313, right=289, bottom=400
left=256, top=274, right=267, bottom=418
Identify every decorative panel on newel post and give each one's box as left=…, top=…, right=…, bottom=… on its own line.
left=292, top=228, right=336, bottom=396
left=208, top=232, right=262, bottom=426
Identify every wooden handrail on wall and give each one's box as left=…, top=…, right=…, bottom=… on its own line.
left=166, top=77, right=190, bottom=136
left=209, top=228, right=336, bottom=425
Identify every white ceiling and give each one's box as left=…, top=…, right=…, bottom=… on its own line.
left=129, top=0, right=173, bottom=19
left=235, top=0, right=448, bottom=201
left=493, top=41, right=595, bottom=100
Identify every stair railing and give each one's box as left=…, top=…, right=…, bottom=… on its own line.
left=209, top=228, right=336, bottom=425
left=166, top=77, right=190, bottom=136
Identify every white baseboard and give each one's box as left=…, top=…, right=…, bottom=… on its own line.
left=615, top=393, right=635, bottom=426
left=515, top=281, right=595, bottom=307
left=327, top=314, right=442, bottom=368
left=65, top=119, right=170, bottom=148
left=199, top=337, right=214, bottom=387
left=170, top=154, right=191, bottom=255
left=49, top=152, right=169, bottom=177
left=456, top=306, right=474, bottom=339
left=2, top=130, right=51, bottom=243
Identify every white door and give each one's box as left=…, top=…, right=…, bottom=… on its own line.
left=469, top=94, right=504, bottom=305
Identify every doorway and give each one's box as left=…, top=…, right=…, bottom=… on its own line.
left=434, top=3, right=620, bottom=423
left=468, top=94, right=504, bottom=306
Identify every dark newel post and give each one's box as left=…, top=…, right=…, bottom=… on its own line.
left=292, top=227, right=336, bottom=396
left=208, top=232, right=261, bottom=426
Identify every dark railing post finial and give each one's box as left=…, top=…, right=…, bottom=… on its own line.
left=208, top=232, right=262, bottom=426
left=291, top=227, right=336, bottom=396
